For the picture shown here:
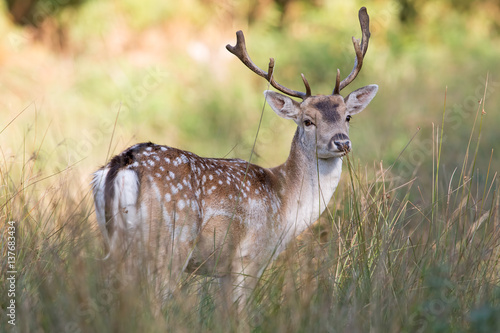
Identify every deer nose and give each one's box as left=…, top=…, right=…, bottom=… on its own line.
left=334, top=140, right=351, bottom=152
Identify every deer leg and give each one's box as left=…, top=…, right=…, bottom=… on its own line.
left=232, top=257, right=263, bottom=309
left=149, top=219, right=196, bottom=302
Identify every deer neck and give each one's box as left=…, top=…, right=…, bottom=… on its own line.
left=271, top=129, right=343, bottom=245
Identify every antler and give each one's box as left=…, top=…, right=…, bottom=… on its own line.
left=226, top=31, right=311, bottom=99
left=333, top=7, right=371, bottom=95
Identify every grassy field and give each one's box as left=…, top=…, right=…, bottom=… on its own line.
left=1, top=0, right=500, bottom=332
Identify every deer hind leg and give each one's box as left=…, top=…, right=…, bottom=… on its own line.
left=140, top=188, right=199, bottom=302
left=217, top=256, right=264, bottom=332
left=147, top=218, right=196, bottom=302
left=218, top=255, right=262, bottom=311
left=94, top=168, right=198, bottom=300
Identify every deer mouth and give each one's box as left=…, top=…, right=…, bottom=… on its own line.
left=333, top=144, right=352, bottom=157
left=317, top=148, right=350, bottom=159
left=340, top=146, right=351, bottom=155
left=338, top=150, right=350, bottom=157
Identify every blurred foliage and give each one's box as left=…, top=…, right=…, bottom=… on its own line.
left=0, top=0, right=499, bottom=193
left=397, top=0, right=500, bottom=28
left=5, top=0, right=87, bottom=26
left=4, top=0, right=89, bottom=49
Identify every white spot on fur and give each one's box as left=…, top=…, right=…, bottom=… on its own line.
left=177, top=200, right=185, bottom=210
left=207, top=187, right=214, bottom=195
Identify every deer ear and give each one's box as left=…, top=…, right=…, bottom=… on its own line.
left=344, top=84, right=378, bottom=115
left=264, top=90, right=301, bottom=120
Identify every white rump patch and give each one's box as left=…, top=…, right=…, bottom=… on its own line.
left=114, top=169, right=141, bottom=229
left=91, top=168, right=110, bottom=239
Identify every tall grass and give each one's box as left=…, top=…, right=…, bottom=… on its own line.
left=1, top=88, right=499, bottom=333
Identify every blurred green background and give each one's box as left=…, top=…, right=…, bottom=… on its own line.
left=1, top=0, right=499, bottom=193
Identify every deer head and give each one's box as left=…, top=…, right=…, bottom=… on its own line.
left=226, top=7, right=378, bottom=159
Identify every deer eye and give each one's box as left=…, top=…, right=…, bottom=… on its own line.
left=346, top=115, right=352, bottom=122
left=304, top=119, right=314, bottom=127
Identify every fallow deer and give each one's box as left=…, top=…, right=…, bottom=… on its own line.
left=92, top=7, right=377, bottom=309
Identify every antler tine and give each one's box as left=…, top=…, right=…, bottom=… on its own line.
left=301, top=73, right=311, bottom=97
left=358, top=6, right=371, bottom=57
left=333, top=69, right=341, bottom=95
left=226, top=30, right=310, bottom=99
left=333, top=7, right=371, bottom=94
